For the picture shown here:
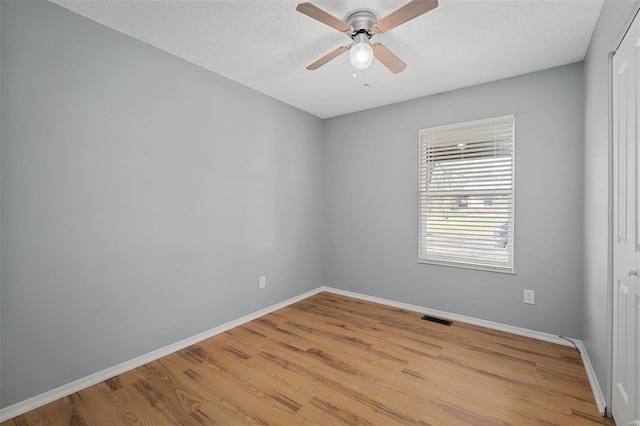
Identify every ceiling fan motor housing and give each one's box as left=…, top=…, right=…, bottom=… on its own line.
left=345, top=9, right=378, bottom=39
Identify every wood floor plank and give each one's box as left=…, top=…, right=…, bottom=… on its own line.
left=296, top=396, right=379, bottom=426
left=133, top=360, right=207, bottom=425
left=245, top=349, right=390, bottom=425
left=197, top=338, right=311, bottom=410
left=20, top=397, right=85, bottom=426
left=2, top=292, right=613, bottom=425
left=111, top=383, right=177, bottom=425
left=274, top=310, right=416, bottom=367
left=66, top=383, right=134, bottom=425
left=186, top=360, right=307, bottom=424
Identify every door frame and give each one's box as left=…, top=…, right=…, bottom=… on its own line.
left=609, top=0, right=640, bottom=416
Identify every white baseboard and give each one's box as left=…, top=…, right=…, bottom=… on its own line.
left=1, top=285, right=607, bottom=421
left=0, top=287, right=324, bottom=422
left=319, top=286, right=607, bottom=416
left=575, top=340, right=607, bottom=416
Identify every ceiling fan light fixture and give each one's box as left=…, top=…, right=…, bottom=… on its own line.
left=349, top=33, right=373, bottom=70
left=297, top=2, right=437, bottom=74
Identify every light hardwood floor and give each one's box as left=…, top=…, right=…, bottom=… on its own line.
left=2, top=292, right=614, bottom=425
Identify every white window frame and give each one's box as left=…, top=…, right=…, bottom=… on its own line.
left=418, top=115, right=515, bottom=273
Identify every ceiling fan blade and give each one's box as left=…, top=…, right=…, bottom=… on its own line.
left=296, top=3, right=354, bottom=33
left=372, top=44, right=407, bottom=74
left=374, top=0, right=438, bottom=33
left=306, top=46, right=350, bottom=70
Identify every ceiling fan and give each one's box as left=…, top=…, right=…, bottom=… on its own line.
left=296, top=0, right=438, bottom=74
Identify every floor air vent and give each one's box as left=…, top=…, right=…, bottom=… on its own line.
left=421, top=315, right=452, bottom=326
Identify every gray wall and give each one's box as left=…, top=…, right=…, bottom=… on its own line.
left=0, top=1, right=324, bottom=407
left=324, top=63, right=586, bottom=338
left=582, top=0, right=636, bottom=408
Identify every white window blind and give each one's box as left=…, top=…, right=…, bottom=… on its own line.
left=418, top=115, right=515, bottom=273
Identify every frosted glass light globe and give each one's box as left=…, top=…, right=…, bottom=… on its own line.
left=349, top=39, right=373, bottom=70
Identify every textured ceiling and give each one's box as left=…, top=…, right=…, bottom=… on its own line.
left=51, top=0, right=603, bottom=119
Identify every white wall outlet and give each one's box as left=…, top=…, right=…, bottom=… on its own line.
left=523, top=289, right=535, bottom=305
left=259, top=276, right=266, bottom=289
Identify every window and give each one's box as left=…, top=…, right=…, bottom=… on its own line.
left=418, top=115, right=515, bottom=273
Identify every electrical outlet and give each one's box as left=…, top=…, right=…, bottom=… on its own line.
left=524, top=289, right=535, bottom=305
left=259, top=276, right=266, bottom=289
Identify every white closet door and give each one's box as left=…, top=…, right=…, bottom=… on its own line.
left=612, top=9, right=640, bottom=426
